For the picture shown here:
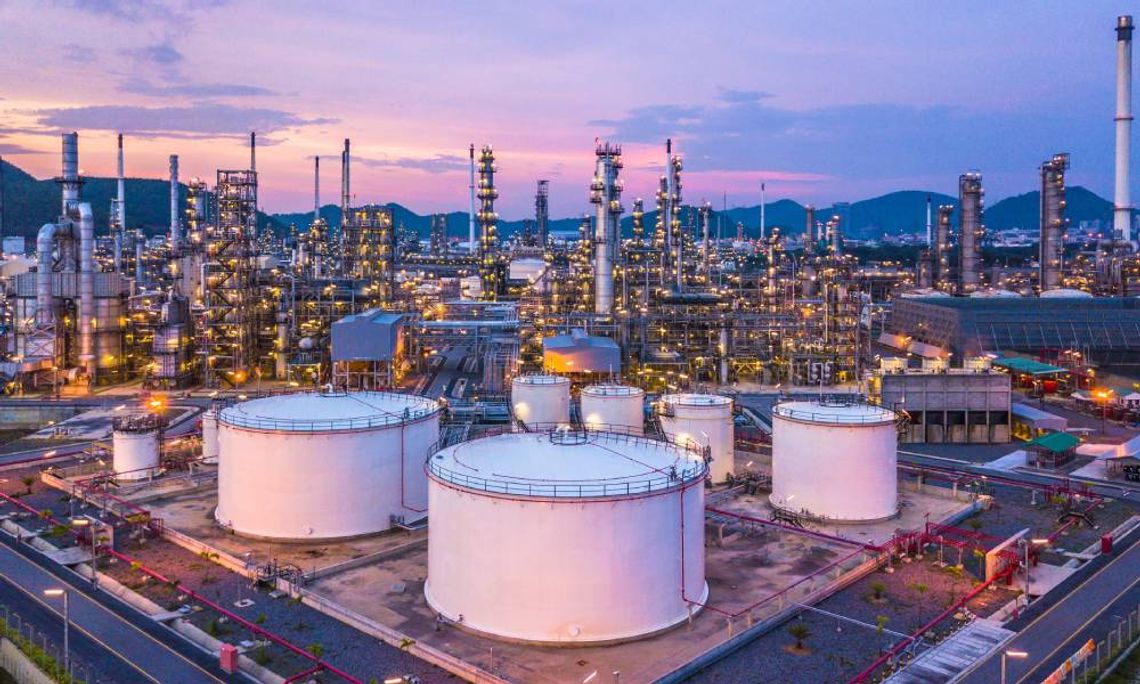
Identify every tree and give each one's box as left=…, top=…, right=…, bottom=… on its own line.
left=967, top=517, right=984, bottom=533
left=870, top=581, right=887, bottom=601
left=787, top=623, right=810, bottom=652
left=911, top=582, right=929, bottom=598
left=875, top=615, right=889, bottom=636
left=306, top=642, right=324, bottom=658
left=20, top=476, right=35, bottom=495
left=199, top=550, right=220, bottom=584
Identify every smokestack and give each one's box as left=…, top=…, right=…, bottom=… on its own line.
left=925, top=194, right=932, bottom=247
left=250, top=131, right=257, bottom=173
left=169, top=155, right=181, bottom=254
left=60, top=132, right=80, bottom=214
left=117, top=134, right=126, bottom=232
left=0, top=156, right=4, bottom=252
left=313, top=155, right=320, bottom=225
left=468, top=143, right=476, bottom=251
left=1115, top=15, right=1134, bottom=245
left=760, top=182, right=766, bottom=240
left=341, top=138, right=351, bottom=220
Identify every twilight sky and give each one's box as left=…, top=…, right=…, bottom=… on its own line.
left=0, top=1, right=1134, bottom=219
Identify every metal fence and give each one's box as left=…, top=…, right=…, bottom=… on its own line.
left=1, top=599, right=100, bottom=684
left=1046, top=601, right=1140, bottom=684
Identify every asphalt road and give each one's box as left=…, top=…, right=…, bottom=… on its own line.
left=957, top=530, right=1140, bottom=683
left=0, top=536, right=234, bottom=683
left=0, top=573, right=136, bottom=683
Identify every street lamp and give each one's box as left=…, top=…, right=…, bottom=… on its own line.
left=42, top=588, right=70, bottom=679
left=1001, top=649, right=1028, bottom=684
left=71, top=517, right=96, bottom=588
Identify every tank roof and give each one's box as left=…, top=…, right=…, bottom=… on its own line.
left=513, top=374, right=570, bottom=385
left=582, top=384, right=645, bottom=397
left=429, top=431, right=705, bottom=498
left=773, top=400, right=896, bottom=426
left=218, top=390, right=440, bottom=432
left=662, top=393, right=732, bottom=407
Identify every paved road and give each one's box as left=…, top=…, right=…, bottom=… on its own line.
left=0, top=573, right=136, bottom=683
left=957, top=531, right=1140, bottom=684
left=0, top=537, right=232, bottom=683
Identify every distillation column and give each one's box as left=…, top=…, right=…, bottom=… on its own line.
left=957, top=172, right=984, bottom=293
left=935, top=205, right=953, bottom=291
left=535, top=180, right=549, bottom=246
left=477, top=145, right=500, bottom=300
left=591, top=143, right=623, bottom=315
left=1039, top=153, right=1069, bottom=291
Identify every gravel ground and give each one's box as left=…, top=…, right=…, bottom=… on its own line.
left=101, top=536, right=457, bottom=683
left=690, top=557, right=1019, bottom=684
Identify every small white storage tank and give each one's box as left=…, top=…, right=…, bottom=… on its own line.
left=770, top=400, right=899, bottom=523
left=511, top=374, right=570, bottom=429
left=658, top=394, right=735, bottom=483
left=215, top=390, right=442, bottom=540
left=427, top=428, right=708, bottom=644
left=112, top=414, right=162, bottom=481
left=201, top=407, right=219, bottom=465
left=580, top=384, right=645, bottom=435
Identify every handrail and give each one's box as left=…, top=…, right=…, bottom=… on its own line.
left=772, top=403, right=895, bottom=425
left=426, top=425, right=709, bottom=498
left=219, top=397, right=441, bottom=432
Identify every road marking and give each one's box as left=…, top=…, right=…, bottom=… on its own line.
left=0, top=543, right=225, bottom=683
left=1007, top=541, right=1140, bottom=683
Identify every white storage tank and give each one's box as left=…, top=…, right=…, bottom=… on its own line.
left=112, top=414, right=162, bottom=481
left=580, top=384, right=645, bottom=435
left=658, top=394, right=735, bottom=483
left=770, top=400, right=899, bottom=523
left=215, top=390, right=442, bottom=540
left=511, top=374, right=570, bottom=429
left=426, top=428, right=708, bottom=644
left=200, top=407, right=219, bottom=465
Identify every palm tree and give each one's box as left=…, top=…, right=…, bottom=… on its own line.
left=870, top=580, right=887, bottom=602
left=787, top=623, right=810, bottom=652
left=199, top=550, right=220, bottom=583
left=20, top=475, right=35, bottom=495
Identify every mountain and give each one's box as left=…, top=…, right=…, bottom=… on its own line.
left=0, top=157, right=1131, bottom=245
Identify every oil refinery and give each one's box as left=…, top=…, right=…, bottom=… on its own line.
left=1, top=9, right=1140, bottom=684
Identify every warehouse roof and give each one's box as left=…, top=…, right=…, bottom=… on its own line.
left=992, top=357, right=1066, bottom=376
left=1026, top=431, right=1080, bottom=454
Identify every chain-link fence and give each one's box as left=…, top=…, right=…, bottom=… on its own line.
left=1, top=599, right=101, bottom=684
left=1046, top=601, right=1140, bottom=684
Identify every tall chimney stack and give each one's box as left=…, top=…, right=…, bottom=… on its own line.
left=468, top=143, right=476, bottom=250
left=169, top=155, right=181, bottom=254
left=250, top=131, right=257, bottom=173
left=313, top=155, right=320, bottom=225
left=1115, top=15, right=1134, bottom=245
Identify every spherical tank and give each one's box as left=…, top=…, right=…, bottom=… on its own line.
left=426, top=429, right=708, bottom=644
left=201, top=408, right=219, bottom=465
left=658, top=394, right=734, bottom=483
left=770, top=401, right=898, bottom=523
left=580, top=385, right=645, bottom=435
left=112, top=418, right=161, bottom=481
left=215, top=390, right=442, bottom=540
left=511, top=374, right=570, bottom=429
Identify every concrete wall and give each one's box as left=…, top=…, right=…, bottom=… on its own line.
left=0, top=638, right=57, bottom=684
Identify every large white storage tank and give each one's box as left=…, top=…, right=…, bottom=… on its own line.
left=511, top=374, right=570, bottom=429
left=770, top=400, right=899, bottom=522
left=426, top=429, right=708, bottom=644
left=580, top=384, right=645, bottom=435
left=215, top=390, right=442, bottom=540
left=200, top=407, right=219, bottom=465
left=112, top=414, right=162, bottom=481
left=658, top=394, right=735, bottom=483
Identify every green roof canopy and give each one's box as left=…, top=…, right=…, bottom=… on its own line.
left=1027, top=431, right=1080, bottom=453
left=992, top=357, right=1067, bottom=376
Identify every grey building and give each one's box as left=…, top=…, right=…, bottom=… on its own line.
left=330, top=309, right=409, bottom=388
left=874, top=369, right=1011, bottom=443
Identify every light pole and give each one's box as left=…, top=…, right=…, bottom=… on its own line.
left=71, top=517, right=96, bottom=588
left=1001, top=649, right=1027, bottom=684
left=43, top=588, right=70, bottom=679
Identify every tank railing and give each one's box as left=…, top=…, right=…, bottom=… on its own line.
left=219, top=403, right=442, bottom=432
left=427, top=460, right=706, bottom=498
left=772, top=404, right=895, bottom=425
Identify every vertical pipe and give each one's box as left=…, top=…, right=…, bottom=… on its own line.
left=664, top=139, right=673, bottom=278
left=114, top=135, right=125, bottom=271
left=0, top=155, right=5, bottom=251
left=468, top=143, right=476, bottom=251
left=804, top=205, right=815, bottom=255
left=78, top=202, right=95, bottom=379
left=313, top=155, right=320, bottom=225
left=249, top=131, right=256, bottom=172
left=1114, top=15, right=1134, bottom=245
left=760, top=182, right=766, bottom=241
left=135, top=232, right=145, bottom=288
left=925, top=194, right=932, bottom=247
left=169, top=155, right=180, bottom=254
left=60, top=132, right=80, bottom=214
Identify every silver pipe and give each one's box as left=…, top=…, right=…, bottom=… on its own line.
left=169, top=155, right=181, bottom=254
left=60, top=132, right=80, bottom=214
left=1115, top=16, right=1134, bottom=245
left=468, top=143, right=476, bottom=250
left=313, top=155, right=320, bottom=225
left=36, top=223, right=59, bottom=324
left=78, top=202, right=95, bottom=378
